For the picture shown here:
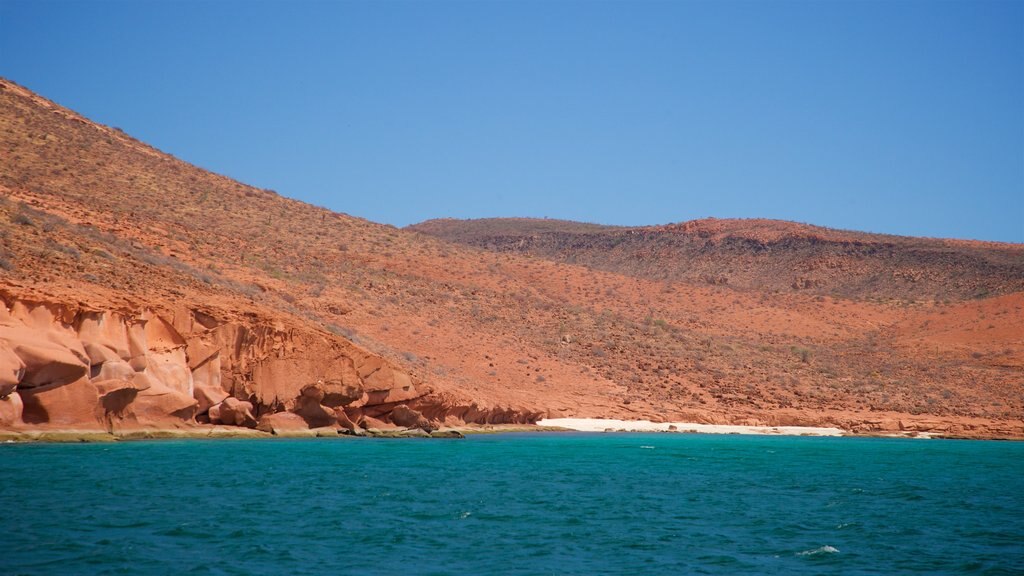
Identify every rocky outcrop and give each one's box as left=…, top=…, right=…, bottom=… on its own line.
left=292, top=382, right=338, bottom=428
left=390, top=404, right=434, bottom=432
left=0, top=391, right=23, bottom=427
left=0, top=292, right=457, bottom=433
left=256, top=411, right=309, bottom=435
left=209, top=397, right=257, bottom=428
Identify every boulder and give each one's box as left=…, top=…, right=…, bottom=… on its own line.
left=207, top=402, right=222, bottom=424
left=313, top=427, right=340, bottom=437
left=218, top=397, right=257, bottom=428
left=0, top=391, right=23, bottom=427
left=358, top=357, right=422, bottom=405
left=429, top=429, right=465, bottom=439
left=294, top=401, right=336, bottom=428
left=390, top=404, right=434, bottom=432
left=334, top=407, right=360, bottom=433
left=293, top=382, right=337, bottom=428
left=193, top=383, right=228, bottom=416
left=256, top=411, right=309, bottom=434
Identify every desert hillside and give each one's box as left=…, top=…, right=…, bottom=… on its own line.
left=1, top=77, right=1022, bottom=438
left=408, top=217, right=1024, bottom=301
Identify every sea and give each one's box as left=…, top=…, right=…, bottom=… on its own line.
left=1, top=433, right=1022, bottom=575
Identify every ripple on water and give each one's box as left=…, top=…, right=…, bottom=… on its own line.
left=797, top=545, right=840, bottom=556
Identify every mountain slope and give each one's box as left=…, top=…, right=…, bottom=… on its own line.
left=1, top=77, right=1022, bottom=438
left=408, top=217, right=1024, bottom=301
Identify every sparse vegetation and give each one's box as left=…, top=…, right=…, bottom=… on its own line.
left=0, top=76, right=1019, bottom=437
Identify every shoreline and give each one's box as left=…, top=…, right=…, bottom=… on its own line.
left=0, top=424, right=570, bottom=444
left=2, top=421, right=1003, bottom=443
left=536, top=417, right=851, bottom=437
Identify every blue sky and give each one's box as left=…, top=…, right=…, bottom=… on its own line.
left=2, top=0, right=1022, bottom=242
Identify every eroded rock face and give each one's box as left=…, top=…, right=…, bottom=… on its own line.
left=0, top=293, right=451, bottom=433
left=94, top=378, right=142, bottom=420
left=293, top=383, right=337, bottom=428
left=0, top=391, right=23, bottom=427
left=333, top=407, right=360, bottom=434
left=212, top=397, right=257, bottom=428
left=0, top=342, right=25, bottom=397
left=0, top=325, right=89, bottom=388
left=256, top=411, right=309, bottom=434
left=20, top=377, right=101, bottom=428
left=391, top=404, right=433, bottom=432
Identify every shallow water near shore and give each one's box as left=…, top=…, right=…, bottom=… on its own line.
left=2, top=433, right=1022, bottom=575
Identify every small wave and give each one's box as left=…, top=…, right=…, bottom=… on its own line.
left=640, top=445, right=655, bottom=449
left=797, top=545, right=839, bottom=556
left=459, top=511, right=471, bottom=519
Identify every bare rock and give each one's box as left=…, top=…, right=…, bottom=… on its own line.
left=208, top=402, right=223, bottom=424
left=358, top=357, right=422, bottom=405
left=193, top=380, right=229, bottom=416
left=256, top=411, right=309, bottom=435
left=294, top=382, right=337, bottom=428
left=360, top=415, right=398, bottom=431
left=251, top=352, right=367, bottom=411
left=320, top=379, right=363, bottom=408
left=0, top=325, right=89, bottom=387
left=20, top=377, right=102, bottom=427
left=429, top=429, right=465, bottom=439
left=0, top=391, right=23, bottom=427
left=94, top=378, right=143, bottom=418
left=81, top=341, right=122, bottom=366
left=144, top=348, right=193, bottom=396
left=0, top=342, right=25, bottom=397
left=218, top=397, right=257, bottom=428
left=128, top=383, right=198, bottom=425
left=333, top=407, right=360, bottom=434
left=93, top=358, right=136, bottom=382
left=390, top=404, right=434, bottom=432
left=312, top=426, right=340, bottom=437
left=300, top=382, right=326, bottom=402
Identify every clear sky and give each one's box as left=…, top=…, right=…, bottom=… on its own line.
left=2, top=0, right=1022, bottom=242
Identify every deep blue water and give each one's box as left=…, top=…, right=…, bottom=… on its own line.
left=1, top=433, right=1023, bottom=575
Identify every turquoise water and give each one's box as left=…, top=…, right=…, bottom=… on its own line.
left=1, top=433, right=1023, bottom=575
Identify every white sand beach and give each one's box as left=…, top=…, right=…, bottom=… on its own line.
left=536, top=418, right=845, bottom=436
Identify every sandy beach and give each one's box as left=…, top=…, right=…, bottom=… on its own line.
left=537, top=418, right=846, bottom=436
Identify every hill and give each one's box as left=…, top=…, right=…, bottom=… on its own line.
left=408, top=217, right=1024, bottom=301
left=1, top=77, right=1022, bottom=439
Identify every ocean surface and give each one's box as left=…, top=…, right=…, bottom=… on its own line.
left=2, top=433, right=1023, bottom=575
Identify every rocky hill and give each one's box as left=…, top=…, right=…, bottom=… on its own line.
left=1, top=77, right=1022, bottom=439
left=408, top=218, right=1024, bottom=301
